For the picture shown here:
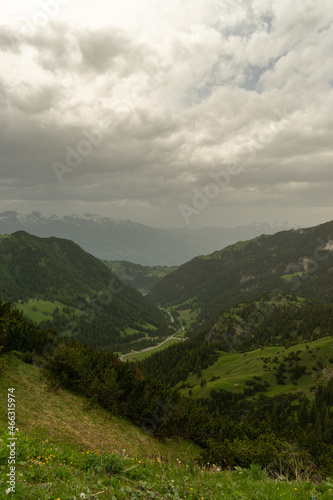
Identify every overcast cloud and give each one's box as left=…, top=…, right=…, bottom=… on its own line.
left=0, top=0, right=332, bottom=228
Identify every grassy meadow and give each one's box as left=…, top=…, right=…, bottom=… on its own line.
left=14, top=299, right=74, bottom=325
left=121, top=336, right=185, bottom=361
left=178, top=336, right=333, bottom=398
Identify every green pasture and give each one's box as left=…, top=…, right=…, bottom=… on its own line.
left=179, top=336, right=333, bottom=398
left=14, top=299, right=73, bottom=324
left=122, top=337, right=185, bottom=361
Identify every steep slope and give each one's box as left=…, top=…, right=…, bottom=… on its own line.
left=0, top=356, right=200, bottom=463
left=0, top=232, right=168, bottom=350
left=149, top=220, right=333, bottom=328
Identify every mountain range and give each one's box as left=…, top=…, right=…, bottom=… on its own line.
left=0, top=211, right=293, bottom=266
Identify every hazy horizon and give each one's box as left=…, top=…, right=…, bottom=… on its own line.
left=0, top=208, right=311, bottom=231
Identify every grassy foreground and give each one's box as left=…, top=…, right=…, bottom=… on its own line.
left=1, top=427, right=333, bottom=499
left=1, top=357, right=333, bottom=499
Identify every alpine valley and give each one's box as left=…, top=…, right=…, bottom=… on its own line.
left=1, top=219, right=333, bottom=498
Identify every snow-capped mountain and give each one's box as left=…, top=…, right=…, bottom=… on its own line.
left=0, top=211, right=294, bottom=266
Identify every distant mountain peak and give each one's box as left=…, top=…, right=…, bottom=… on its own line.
left=0, top=210, right=313, bottom=266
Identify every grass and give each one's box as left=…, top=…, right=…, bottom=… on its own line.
left=14, top=299, right=77, bottom=325
left=165, top=299, right=200, bottom=330
left=179, top=336, right=333, bottom=398
left=175, top=329, right=187, bottom=338
left=121, top=327, right=144, bottom=337
left=282, top=272, right=308, bottom=281
left=1, top=357, right=333, bottom=498
left=2, top=428, right=332, bottom=499
left=177, top=308, right=198, bottom=330
left=0, top=356, right=199, bottom=463
left=122, top=337, right=185, bottom=361
left=121, top=323, right=159, bottom=338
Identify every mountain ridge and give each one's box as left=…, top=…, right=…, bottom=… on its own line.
left=0, top=210, right=296, bottom=266
left=148, top=219, right=333, bottom=330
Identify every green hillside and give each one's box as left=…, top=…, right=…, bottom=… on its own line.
left=1, top=299, right=333, bottom=492
left=2, top=359, right=330, bottom=500
left=178, top=336, right=333, bottom=398
left=0, top=231, right=169, bottom=351
left=142, top=293, right=333, bottom=388
left=148, top=220, right=333, bottom=331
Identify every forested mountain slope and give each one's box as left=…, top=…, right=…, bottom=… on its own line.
left=143, top=293, right=333, bottom=388
left=149, top=220, right=333, bottom=329
left=0, top=232, right=168, bottom=350
left=104, top=260, right=178, bottom=295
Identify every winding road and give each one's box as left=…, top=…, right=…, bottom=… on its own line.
left=120, top=308, right=185, bottom=361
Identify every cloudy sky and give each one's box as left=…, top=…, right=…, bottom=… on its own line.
left=0, top=0, right=332, bottom=228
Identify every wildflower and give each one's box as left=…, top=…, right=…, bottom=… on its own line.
left=5, top=489, right=12, bottom=495
left=80, top=494, right=86, bottom=499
